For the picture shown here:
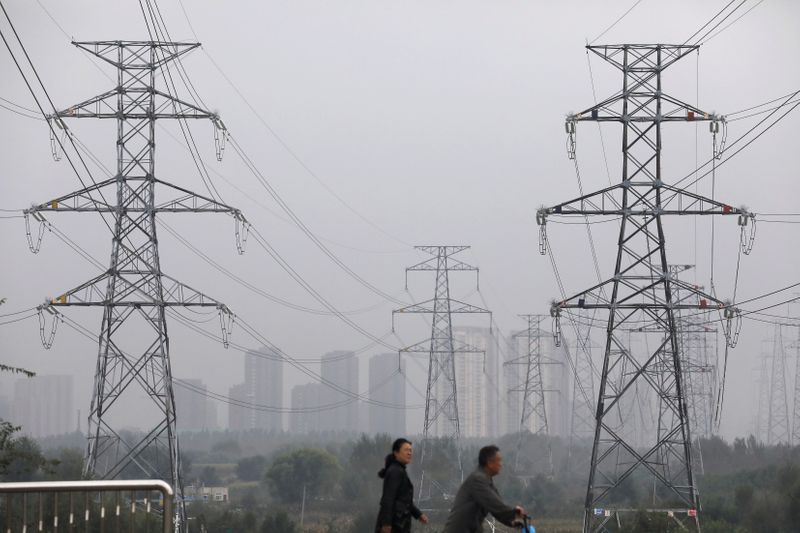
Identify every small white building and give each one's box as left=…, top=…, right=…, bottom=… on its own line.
left=184, top=485, right=229, bottom=503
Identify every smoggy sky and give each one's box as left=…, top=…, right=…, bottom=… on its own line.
left=1, top=0, right=799, bottom=440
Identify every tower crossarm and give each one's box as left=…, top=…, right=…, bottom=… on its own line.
left=587, top=44, right=699, bottom=73
left=537, top=183, right=751, bottom=219
left=72, top=40, right=200, bottom=70
left=551, top=276, right=733, bottom=313
left=570, top=92, right=719, bottom=124
left=40, top=272, right=230, bottom=310
left=399, top=338, right=485, bottom=355
left=50, top=86, right=218, bottom=121
left=406, top=258, right=477, bottom=272
left=24, top=178, right=245, bottom=218
left=393, top=298, right=490, bottom=315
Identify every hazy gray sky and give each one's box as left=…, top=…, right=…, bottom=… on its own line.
left=1, top=0, right=799, bottom=439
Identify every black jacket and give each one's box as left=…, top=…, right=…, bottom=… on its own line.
left=442, top=468, right=517, bottom=533
left=375, top=459, right=422, bottom=533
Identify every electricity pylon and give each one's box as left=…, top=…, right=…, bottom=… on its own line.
left=393, top=246, right=490, bottom=501
left=789, top=301, right=800, bottom=446
left=505, top=315, right=550, bottom=471
left=25, top=40, right=245, bottom=525
left=536, top=44, right=754, bottom=532
left=567, top=309, right=598, bottom=470
left=671, top=265, right=717, bottom=442
left=761, top=325, right=790, bottom=445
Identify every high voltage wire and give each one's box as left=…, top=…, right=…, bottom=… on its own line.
left=177, top=0, right=413, bottom=250
left=702, top=0, right=764, bottom=44
left=143, top=0, right=413, bottom=303
left=589, top=0, right=645, bottom=45
left=683, top=0, right=746, bottom=46
left=228, top=135, right=410, bottom=307
left=0, top=1, right=117, bottom=237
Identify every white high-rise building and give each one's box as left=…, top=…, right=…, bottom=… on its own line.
left=245, top=347, right=283, bottom=432
left=289, top=383, right=325, bottom=434
left=320, top=350, right=359, bottom=433
left=228, top=383, right=249, bottom=431
left=174, top=379, right=218, bottom=432
left=13, top=375, right=74, bottom=438
left=430, top=327, right=499, bottom=438
left=227, top=347, right=283, bottom=432
left=369, top=353, right=406, bottom=436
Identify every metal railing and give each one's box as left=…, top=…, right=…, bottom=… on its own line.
left=0, top=480, right=173, bottom=533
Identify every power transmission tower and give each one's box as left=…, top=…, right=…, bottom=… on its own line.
left=789, top=301, right=800, bottom=446
left=393, top=245, right=490, bottom=501
left=25, top=40, right=244, bottom=526
left=671, top=265, right=718, bottom=443
left=764, top=325, right=790, bottom=445
left=567, top=310, right=598, bottom=471
left=536, top=44, right=753, bottom=532
left=505, top=315, right=549, bottom=471
left=755, top=352, right=771, bottom=441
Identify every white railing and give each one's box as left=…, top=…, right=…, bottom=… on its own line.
left=0, top=480, right=173, bottom=533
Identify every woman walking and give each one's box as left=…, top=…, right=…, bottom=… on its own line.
left=375, top=438, right=429, bottom=533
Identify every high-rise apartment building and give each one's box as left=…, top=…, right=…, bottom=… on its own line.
left=369, top=353, right=406, bottom=436
left=12, top=375, right=74, bottom=438
left=174, top=379, right=218, bottom=432
left=289, top=382, right=325, bottom=434
left=319, top=350, right=359, bottom=433
left=227, top=347, right=284, bottom=432
left=245, top=347, right=283, bottom=432
left=228, top=382, right=249, bottom=431
left=429, top=327, right=500, bottom=438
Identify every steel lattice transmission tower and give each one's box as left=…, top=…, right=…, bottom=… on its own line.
left=568, top=310, right=598, bottom=459
left=788, top=301, right=800, bottom=446
left=25, top=40, right=245, bottom=524
left=536, top=44, right=753, bottom=532
left=393, top=246, right=490, bottom=501
left=757, top=325, right=791, bottom=445
left=505, top=315, right=549, bottom=470
left=671, top=265, right=718, bottom=443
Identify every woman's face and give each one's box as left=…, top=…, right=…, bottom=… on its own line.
left=394, top=442, right=413, bottom=465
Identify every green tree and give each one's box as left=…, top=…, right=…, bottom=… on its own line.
left=340, top=434, right=391, bottom=501
left=236, top=455, right=268, bottom=481
left=201, top=465, right=221, bottom=485
left=259, top=510, right=298, bottom=533
left=0, top=435, right=50, bottom=481
left=265, top=448, right=341, bottom=504
left=46, top=448, right=85, bottom=480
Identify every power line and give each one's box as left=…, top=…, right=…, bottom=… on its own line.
left=0, top=1, right=116, bottom=237
left=702, top=0, right=764, bottom=44
left=228, top=135, right=410, bottom=307
left=177, top=0, right=413, bottom=249
left=589, top=0, right=645, bottom=45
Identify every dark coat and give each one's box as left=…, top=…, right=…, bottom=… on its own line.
left=442, top=468, right=517, bottom=533
left=374, top=459, right=422, bottom=533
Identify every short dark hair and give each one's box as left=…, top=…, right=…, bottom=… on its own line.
left=392, top=438, right=412, bottom=453
left=478, top=445, right=500, bottom=467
